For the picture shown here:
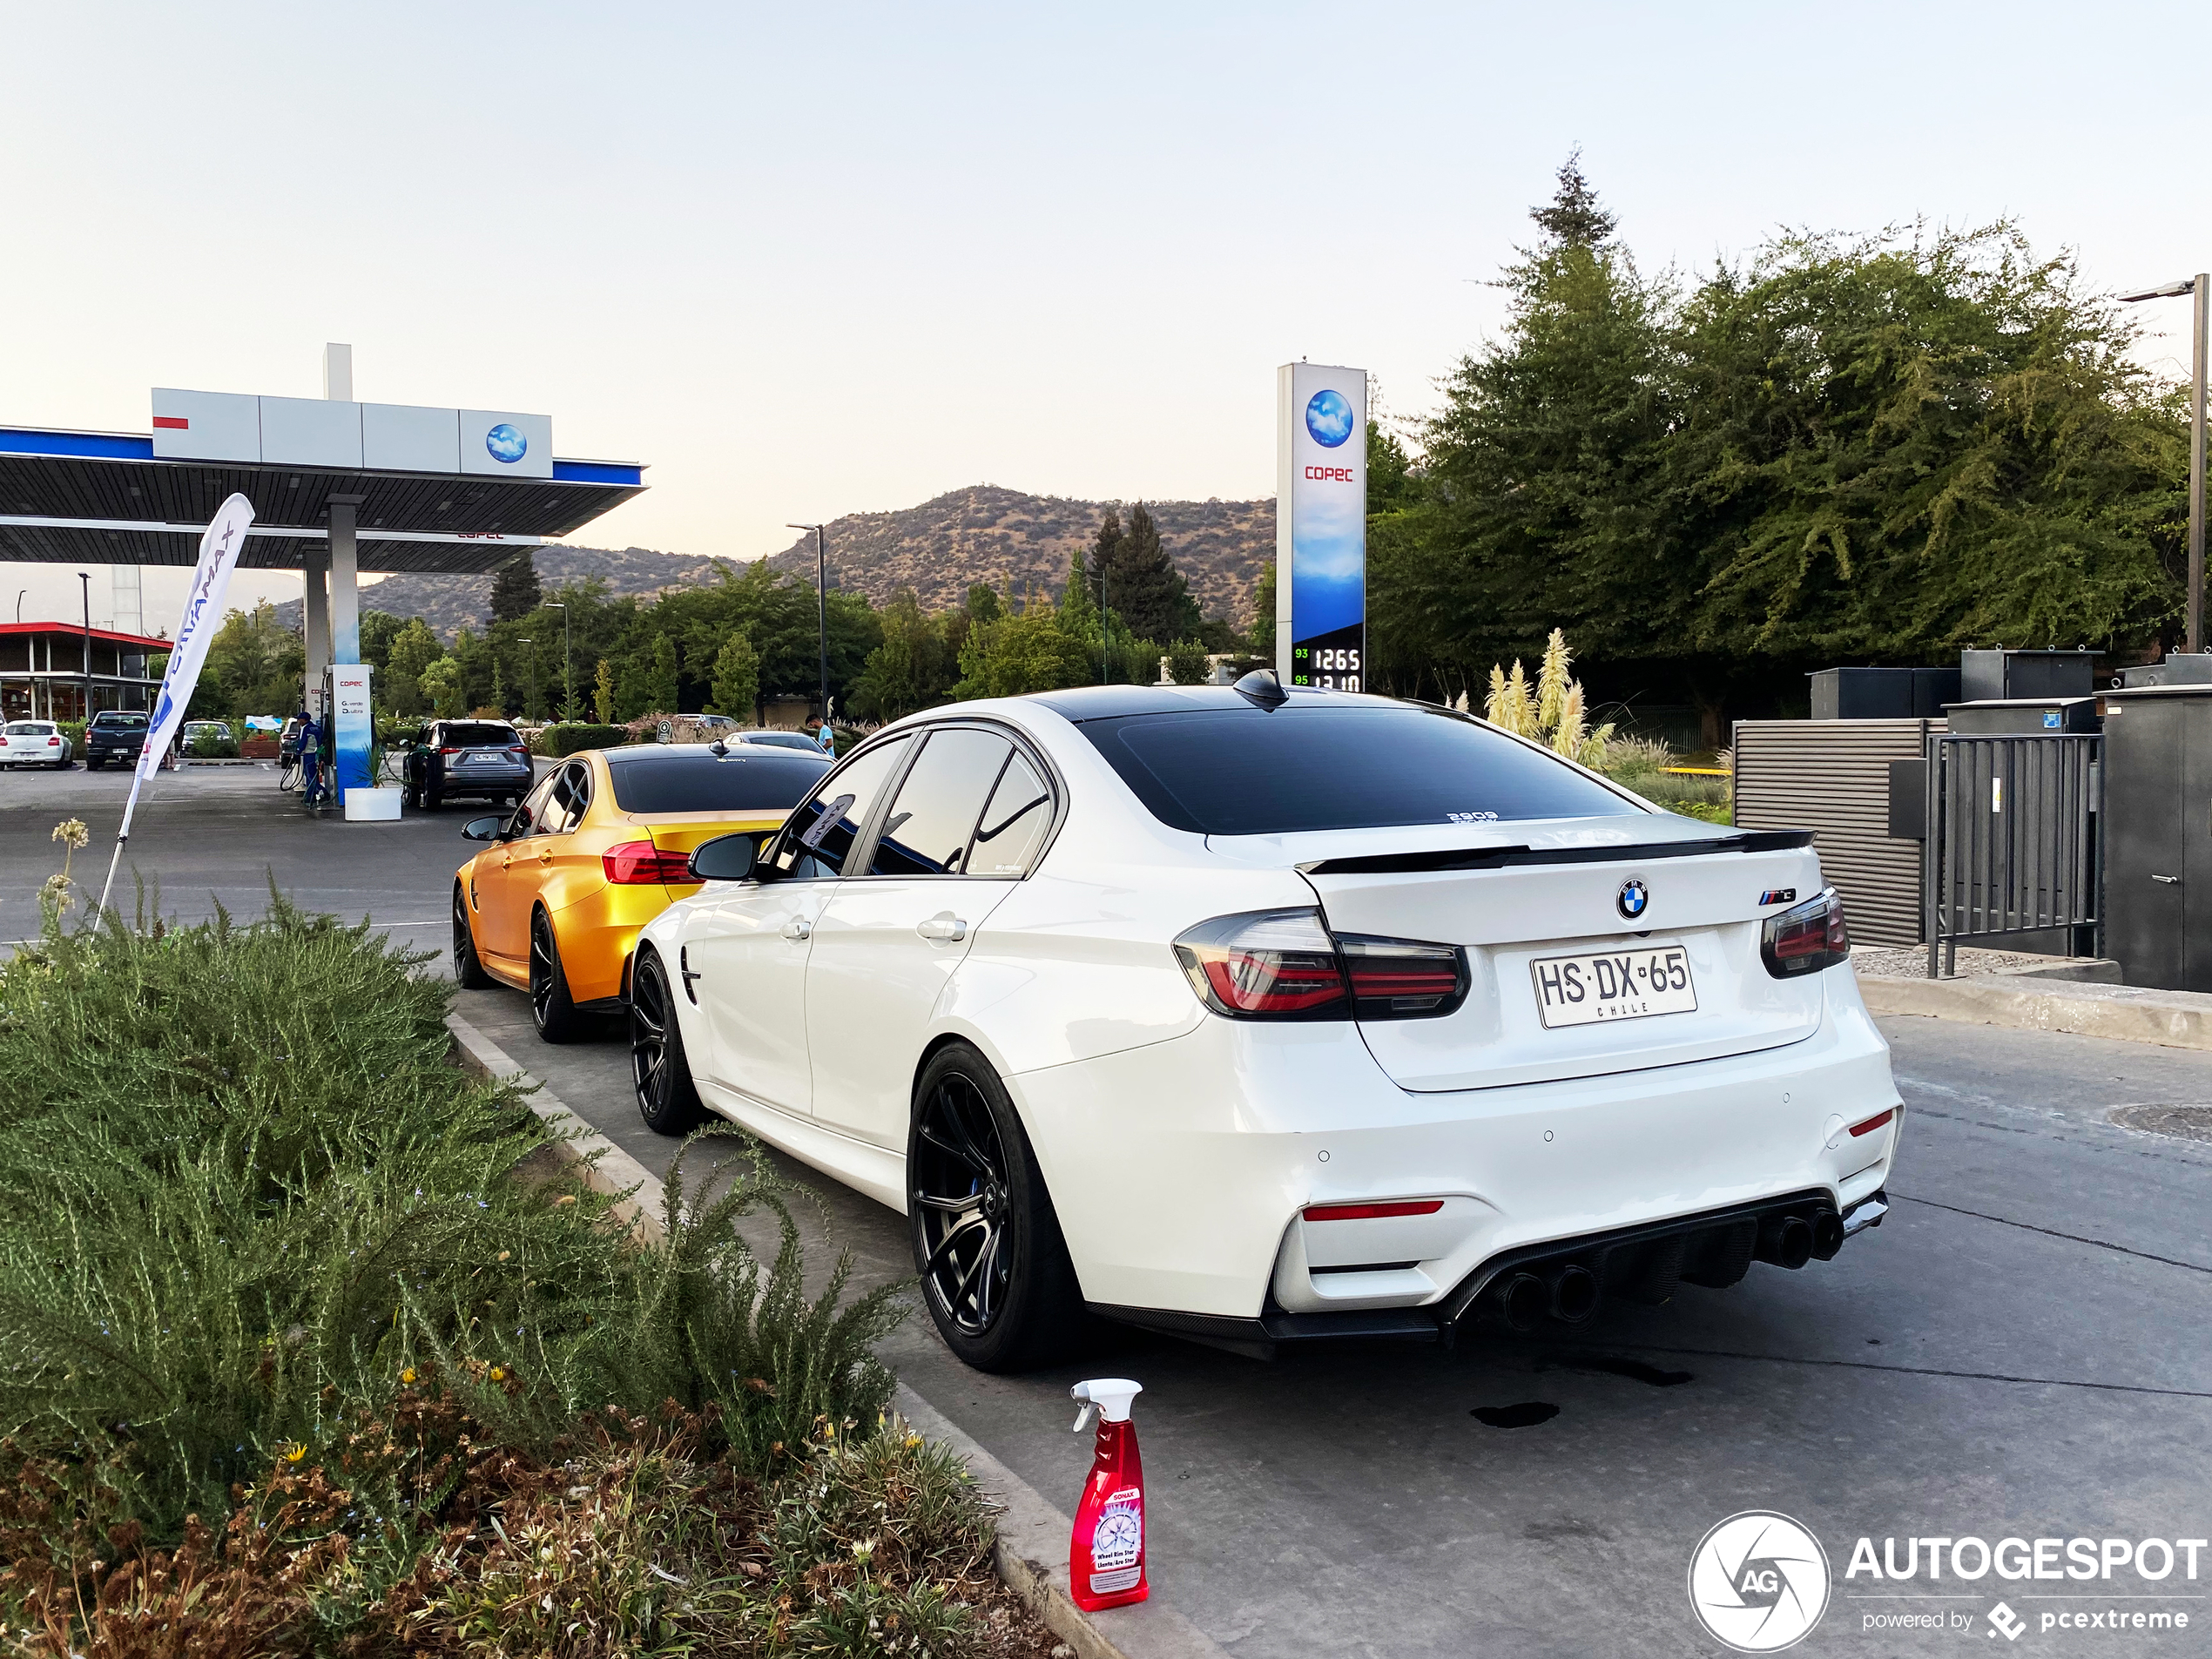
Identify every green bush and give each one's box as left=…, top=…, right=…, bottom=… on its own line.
left=185, top=725, right=239, bottom=758
left=0, top=894, right=904, bottom=1539
left=57, top=720, right=85, bottom=758
left=537, top=722, right=628, bottom=757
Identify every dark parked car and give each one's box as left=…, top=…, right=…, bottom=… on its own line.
left=83, top=710, right=150, bottom=770
left=405, top=719, right=533, bottom=810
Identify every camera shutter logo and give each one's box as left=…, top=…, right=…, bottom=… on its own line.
left=1687, top=1511, right=1830, bottom=1652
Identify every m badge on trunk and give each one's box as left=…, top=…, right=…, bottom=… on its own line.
left=1617, top=879, right=1649, bottom=921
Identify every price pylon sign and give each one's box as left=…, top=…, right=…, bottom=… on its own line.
left=1275, top=363, right=1366, bottom=691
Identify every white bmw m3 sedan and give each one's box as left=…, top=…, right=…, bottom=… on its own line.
left=627, top=677, right=1902, bottom=1372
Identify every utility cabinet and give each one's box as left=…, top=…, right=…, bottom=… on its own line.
left=2100, top=686, right=2212, bottom=991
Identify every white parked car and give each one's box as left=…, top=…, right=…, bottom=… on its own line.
left=628, top=678, right=1901, bottom=1372
left=0, top=720, right=72, bottom=768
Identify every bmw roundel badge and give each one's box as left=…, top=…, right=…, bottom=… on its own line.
left=1617, top=879, right=1649, bottom=921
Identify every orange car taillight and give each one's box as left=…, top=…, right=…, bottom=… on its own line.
left=1173, top=909, right=1467, bottom=1022
left=603, top=840, right=694, bottom=885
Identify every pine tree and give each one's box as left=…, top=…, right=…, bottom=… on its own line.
left=592, top=658, right=615, bottom=724
left=1084, top=510, right=1125, bottom=614
left=1107, top=503, right=1202, bottom=646
left=1530, top=147, right=1616, bottom=246
left=489, top=552, right=542, bottom=623
left=644, top=634, right=679, bottom=714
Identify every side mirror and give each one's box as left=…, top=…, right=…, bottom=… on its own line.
left=688, top=832, right=758, bottom=883
left=461, top=815, right=504, bottom=842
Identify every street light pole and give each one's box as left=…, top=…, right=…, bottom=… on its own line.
left=543, top=602, right=570, bottom=720
left=2121, top=274, right=2209, bottom=654
left=78, top=571, right=91, bottom=721
left=787, top=523, right=828, bottom=728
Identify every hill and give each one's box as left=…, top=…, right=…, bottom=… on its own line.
left=761, top=486, right=1274, bottom=624
left=272, top=543, right=734, bottom=641
left=280, top=486, right=1275, bottom=640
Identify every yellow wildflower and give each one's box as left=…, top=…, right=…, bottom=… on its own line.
left=400, top=1367, right=416, bottom=1386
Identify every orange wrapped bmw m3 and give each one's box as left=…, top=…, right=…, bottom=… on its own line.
left=451, top=741, right=832, bottom=1041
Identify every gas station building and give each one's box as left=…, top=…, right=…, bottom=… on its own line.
left=0, top=345, right=644, bottom=751
left=0, top=622, right=167, bottom=721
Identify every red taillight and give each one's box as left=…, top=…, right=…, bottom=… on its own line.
left=440, top=746, right=462, bottom=757
left=1173, top=911, right=1467, bottom=1022
left=1174, top=910, right=1347, bottom=1018
left=1760, top=887, right=1849, bottom=978
left=1848, top=1108, right=1896, bottom=1138
left=48, top=737, right=59, bottom=746
left=602, top=840, right=694, bottom=885
left=1339, top=935, right=1469, bottom=1019
left=509, top=745, right=528, bottom=756
left=1302, top=1199, right=1445, bottom=1222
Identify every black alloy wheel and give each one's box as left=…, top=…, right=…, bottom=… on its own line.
left=630, top=948, right=707, bottom=1134
left=528, top=907, right=583, bottom=1042
left=907, top=1043, right=1083, bottom=1372
left=452, top=884, right=495, bottom=988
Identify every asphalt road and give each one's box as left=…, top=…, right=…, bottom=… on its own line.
left=8, top=765, right=2210, bottom=1656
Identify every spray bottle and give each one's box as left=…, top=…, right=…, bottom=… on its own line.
left=1069, top=1378, right=1149, bottom=1610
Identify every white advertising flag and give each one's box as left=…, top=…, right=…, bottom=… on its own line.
left=137, top=493, right=255, bottom=782
left=96, top=493, right=255, bottom=917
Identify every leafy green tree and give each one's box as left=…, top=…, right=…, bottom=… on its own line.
left=593, top=657, right=616, bottom=724
left=1166, top=638, right=1211, bottom=685
left=188, top=603, right=307, bottom=718
left=489, top=551, right=542, bottom=623
left=419, top=657, right=465, bottom=718
left=1248, top=563, right=1277, bottom=662
left=382, top=618, right=444, bottom=717
left=850, top=589, right=951, bottom=723
left=644, top=634, right=679, bottom=714
left=710, top=631, right=762, bottom=719
left=954, top=607, right=1092, bottom=699
left=1086, top=504, right=1201, bottom=647
left=357, top=609, right=403, bottom=673
left=964, top=583, right=1003, bottom=625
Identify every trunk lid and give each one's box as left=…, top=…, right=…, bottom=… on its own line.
left=1214, top=814, right=1830, bottom=1091
left=624, top=809, right=793, bottom=896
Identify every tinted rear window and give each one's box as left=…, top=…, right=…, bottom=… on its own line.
left=442, top=724, right=516, bottom=748
left=1078, top=705, right=1634, bottom=835
left=92, top=713, right=147, bottom=729
left=607, top=752, right=831, bottom=814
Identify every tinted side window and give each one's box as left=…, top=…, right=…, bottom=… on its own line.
left=868, top=729, right=1013, bottom=877
left=540, top=763, right=590, bottom=835
left=512, top=769, right=560, bottom=837
left=765, top=738, right=913, bottom=880
left=969, top=752, right=1054, bottom=876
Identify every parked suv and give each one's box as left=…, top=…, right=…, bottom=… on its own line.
left=405, top=719, right=533, bottom=810
left=83, top=711, right=150, bottom=770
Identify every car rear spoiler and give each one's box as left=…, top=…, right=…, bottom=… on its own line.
left=1296, top=828, right=1814, bottom=877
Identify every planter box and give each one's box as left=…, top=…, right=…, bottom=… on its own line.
left=343, top=785, right=405, bottom=821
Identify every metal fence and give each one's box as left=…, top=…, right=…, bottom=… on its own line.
left=1924, top=733, right=2102, bottom=977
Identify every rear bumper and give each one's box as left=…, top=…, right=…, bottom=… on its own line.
left=1008, top=963, right=1900, bottom=1325
left=433, top=765, right=533, bottom=797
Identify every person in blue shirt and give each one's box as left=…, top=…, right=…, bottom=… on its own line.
left=817, top=720, right=834, bottom=755
left=297, top=706, right=327, bottom=806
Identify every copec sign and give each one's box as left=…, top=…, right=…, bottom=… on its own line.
left=1275, top=363, right=1366, bottom=692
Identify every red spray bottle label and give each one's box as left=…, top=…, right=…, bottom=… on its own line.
left=1069, top=1378, right=1148, bottom=1611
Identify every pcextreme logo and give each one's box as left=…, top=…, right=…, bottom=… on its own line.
left=1689, top=1511, right=1831, bottom=1652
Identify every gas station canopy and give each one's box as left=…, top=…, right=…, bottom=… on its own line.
left=0, top=387, right=644, bottom=574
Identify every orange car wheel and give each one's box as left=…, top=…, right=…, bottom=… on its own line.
left=529, top=908, right=586, bottom=1044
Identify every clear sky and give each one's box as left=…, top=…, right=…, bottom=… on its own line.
left=3, top=1, right=2205, bottom=630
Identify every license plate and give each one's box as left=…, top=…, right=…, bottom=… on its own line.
left=1531, top=946, right=1696, bottom=1028
left=462, top=753, right=496, bottom=765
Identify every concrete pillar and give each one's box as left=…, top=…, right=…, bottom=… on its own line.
left=328, top=499, right=361, bottom=665
left=303, top=548, right=331, bottom=715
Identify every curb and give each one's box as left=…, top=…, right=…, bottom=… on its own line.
left=443, top=1010, right=1224, bottom=1659
left=1857, top=973, right=2212, bottom=1049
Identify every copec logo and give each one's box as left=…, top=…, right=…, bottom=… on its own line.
left=484, top=422, right=528, bottom=464
left=1304, top=388, right=1354, bottom=448
left=1689, top=1512, right=1831, bottom=1652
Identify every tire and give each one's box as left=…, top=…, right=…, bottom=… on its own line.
left=405, top=770, right=424, bottom=810
left=908, top=1042, right=1084, bottom=1372
left=630, top=947, right=707, bottom=1134
left=451, top=884, right=496, bottom=989
left=528, top=907, right=585, bottom=1042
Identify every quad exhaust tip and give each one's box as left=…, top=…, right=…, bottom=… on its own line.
left=1548, top=1264, right=1600, bottom=1325
left=1497, top=1271, right=1547, bottom=1332
left=1757, top=1214, right=1815, bottom=1271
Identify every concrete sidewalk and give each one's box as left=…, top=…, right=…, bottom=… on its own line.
left=1858, top=968, right=2212, bottom=1049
